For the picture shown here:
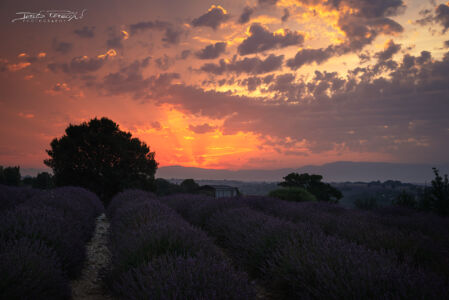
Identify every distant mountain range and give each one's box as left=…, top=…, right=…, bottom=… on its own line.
left=157, top=161, right=449, bottom=183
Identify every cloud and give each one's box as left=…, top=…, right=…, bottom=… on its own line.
left=155, top=55, right=173, bottom=70
left=0, top=59, right=31, bottom=72
left=52, top=39, right=73, bottom=54
left=129, top=20, right=171, bottom=35
left=128, top=20, right=183, bottom=45
left=188, top=123, right=217, bottom=134
left=180, top=50, right=191, bottom=59
left=436, top=3, right=449, bottom=32
left=200, top=54, right=284, bottom=75
left=238, top=6, right=254, bottom=24
left=238, top=23, right=304, bottom=55
left=286, top=47, right=334, bottom=70
left=162, top=27, right=183, bottom=44
left=74, top=26, right=95, bottom=38
left=281, top=8, right=290, bottom=22
left=18, top=112, right=34, bottom=119
left=48, top=50, right=116, bottom=74
left=374, top=39, right=401, bottom=62
left=195, top=42, right=227, bottom=59
left=445, top=40, right=449, bottom=48
left=191, top=5, right=230, bottom=30
left=259, top=0, right=278, bottom=5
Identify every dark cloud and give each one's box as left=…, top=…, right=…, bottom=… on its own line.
left=200, top=54, right=284, bottom=75
left=238, top=6, right=254, bottom=24
left=65, top=56, right=106, bottom=73
left=48, top=53, right=112, bottom=74
left=337, top=15, right=403, bottom=50
left=241, top=76, right=263, bottom=91
left=188, top=123, right=217, bottom=134
left=162, top=27, right=183, bottom=44
left=99, top=58, right=180, bottom=99
left=180, top=50, right=191, bottom=59
left=259, top=0, right=278, bottom=5
left=375, top=40, right=401, bottom=62
left=195, top=42, right=227, bottom=59
left=128, top=20, right=184, bottom=45
left=445, top=40, right=449, bottom=48
left=155, top=55, right=173, bottom=70
left=281, top=8, right=290, bottom=22
left=286, top=47, right=334, bottom=70
left=129, top=20, right=171, bottom=35
left=74, top=26, right=95, bottom=38
left=436, top=3, right=449, bottom=32
left=106, top=29, right=124, bottom=49
left=151, top=121, right=162, bottom=130
left=52, top=39, right=73, bottom=54
left=238, top=23, right=304, bottom=55
left=191, top=6, right=230, bottom=30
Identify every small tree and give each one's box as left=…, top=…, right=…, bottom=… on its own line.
left=429, top=168, right=449, bottom=216
left=279, top=172, right=342, bottom=203
left=33, top=172, right=54, bottom=189
left=44, top=117, right=158, bottom=205
left=269, top=187, right=316, bottom=202
left=2, top=166, right=21, bottom=186
left=180, top=179, right=200, bottom=194
left=393, top=190, right=417, bottom=208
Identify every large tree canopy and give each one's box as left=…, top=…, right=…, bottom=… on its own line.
left=44, top=117, right=158, bottom=204
left=279, top=172, right=342, bottom=203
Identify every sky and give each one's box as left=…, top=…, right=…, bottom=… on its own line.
left=0, top=0, right=448, bottom=173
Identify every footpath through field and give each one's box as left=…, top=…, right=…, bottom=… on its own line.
left=71, top=213, right=112, bottom=300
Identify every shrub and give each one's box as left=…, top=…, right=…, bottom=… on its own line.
left=104, top=191, right=256, bottom=299
left=0, top=185, right=43, bottom=212
left=265, top=230, right=448, bottom=300
left=0, top=205, right=86, bottom=278
left=0, top=238, right=71, bottom=300
left=269, top=187, right=316, bottom=202
left=108, top=254, right=255, bottom=300
left=393, top=190, right=417, bottom=208
left=354, top=196, right=378, bottom=210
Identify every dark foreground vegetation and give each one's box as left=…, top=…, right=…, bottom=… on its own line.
left=163, top=194, right=449, bottom=299
left=103, top=190, right=256, bottom=299
left=0, top=185, right=103, bottom=299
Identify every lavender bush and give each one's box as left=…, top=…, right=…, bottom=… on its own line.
left=0, top=238, right=71, bottom=300
left=164, top=195, right=448, bottom=299
left=109, top=254, right=255, bottom=300
left=243, top=196, right=449, bottom=277
left=0, top=184, right=43, bottom=212
left=0, top=185, right=104, bottom=300
left=104, top=190, right=256, bottom=299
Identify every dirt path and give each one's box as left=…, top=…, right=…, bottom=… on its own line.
left=71, top=213, right=112, bottom=300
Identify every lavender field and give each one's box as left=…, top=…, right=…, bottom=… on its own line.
left=1, top=186, right=449, bottom=299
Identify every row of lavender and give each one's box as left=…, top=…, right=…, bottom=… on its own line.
left=243, top=197, right=449, bottom=278
left=163, top=194, right=448, bottom=299
left=104, top=190, right=256, bottom=299
left=0, top=185, right=103, bottom=299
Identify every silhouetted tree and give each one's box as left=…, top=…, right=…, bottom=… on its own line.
left=180, top=179, right=200, bottom=193
left=1, top=166, right=21, bottom=186
left=155, top=178, right=181, bottom=196
left=269, top=187, right=316, bottom=202
left=393, top=190, right=417, bottom=208
left=44, top=117, right=158, bottom=205
left=429, top=168, right=449, bottom=216
left=33, top=172, right=54, bottom=189
left=279, top=172, right=342, bottom=203
left=0, top=166, right=5, bottom=184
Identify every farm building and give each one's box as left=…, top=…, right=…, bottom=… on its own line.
left=200, top=185, right=239, bottom=199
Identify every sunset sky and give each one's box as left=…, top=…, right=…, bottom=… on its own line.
left=1, top=0, right=449, bottom=174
